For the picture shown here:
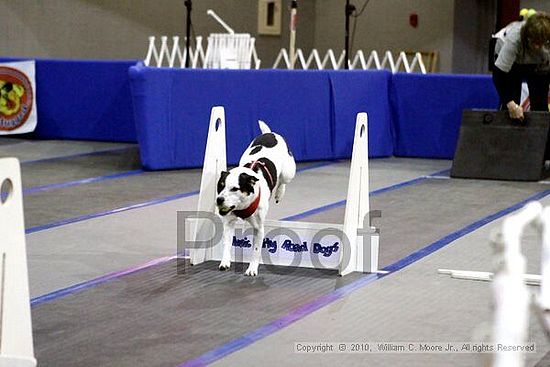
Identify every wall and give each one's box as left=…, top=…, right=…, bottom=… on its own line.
left=0, top=1, right=183, bottom=61
left=452, top=0, right=496, bottom=74
left=191, top=0, right=317, bottom=68
left=451, top=0, right=550, bottom=74
left=521, top=0, right=550, bottom=13
left=0, top=0, right=502, bottom=73
left=313, top=0, right=456, bottom=73
left=0, top=0, right=316, bottom=67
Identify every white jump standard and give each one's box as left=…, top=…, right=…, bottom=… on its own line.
left=0, top=158, right=37, bottom=367
left=188, top=106, right=379, bottom=276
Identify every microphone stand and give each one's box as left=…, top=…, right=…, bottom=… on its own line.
left=184, top=0, right=192, bottom=68
left=344, top=0, right=356, bottom=70
left=289, top=0, right=298, bottom=69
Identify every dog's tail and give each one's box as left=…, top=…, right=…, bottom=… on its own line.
left=258, top=120, right=271, bottom=134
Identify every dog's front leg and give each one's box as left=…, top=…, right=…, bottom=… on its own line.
left=219, top=217, right=236, bottom=271
left=245, top=225, right=264, bottom=276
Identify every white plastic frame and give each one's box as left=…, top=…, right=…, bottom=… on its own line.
left=0, top=158, right=36, bottom=367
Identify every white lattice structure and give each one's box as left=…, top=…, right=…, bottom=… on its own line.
left=273, top=48, right=428, bottom=73
left=144, top=36, right=206, bottom=68
left=144, top=35, right=261, bottom=69
left=144, top=10, right=261, bottom=69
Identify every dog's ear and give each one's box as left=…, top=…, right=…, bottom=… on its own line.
left=238, top=173, right=259, bottom=195
left=217, top=171, right=230, bottom=194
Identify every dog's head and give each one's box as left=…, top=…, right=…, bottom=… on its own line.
left=216, top=167, right=259, bottom=216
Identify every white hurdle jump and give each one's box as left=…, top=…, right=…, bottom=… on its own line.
left=188, top=107, right=379, bottom=276
left=439, top=201, right=550, bottom=367
left=0, top=158, right=36, bottom=367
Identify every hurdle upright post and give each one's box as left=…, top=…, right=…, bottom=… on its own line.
left=0, top=158, right=37, bottom=367
left=491, top=202, right=537, bottom=367
left=189, top=107, right=227, bottom=265
left=538, top=207, right=550, bottom=332
left=340, top=112, right=377, bottom=276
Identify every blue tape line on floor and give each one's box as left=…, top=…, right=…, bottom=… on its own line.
left=29, top=164, right=444, bottom=306
left=382, top=187, right=550, bottom=273
left=28, top=161, right=345, bottom=305
left=31, top=256, right=177, bottom=307
left=26, top=190, right=200, bottom=234
left=295, top=160, right=340, bottom=173
left=23, top=169, right=144, bottom=195
left=283, top=168, right=450, bottom=221
left=21, top=146, right=134, bottom=165
left=26, top=160, right=340, bottom=234
left=29, top=165, right=450, bottom=310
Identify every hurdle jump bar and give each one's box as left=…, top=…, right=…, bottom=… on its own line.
left=189, top=106, right=379, bottom=276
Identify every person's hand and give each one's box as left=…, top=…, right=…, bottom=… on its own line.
left=507, top=101, right=524, bottom=121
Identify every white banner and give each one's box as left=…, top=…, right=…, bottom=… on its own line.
left=0, top=61, right=37, bottom=135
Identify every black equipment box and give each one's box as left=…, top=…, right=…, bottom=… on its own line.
left=451, top=110, right=550, bottom=181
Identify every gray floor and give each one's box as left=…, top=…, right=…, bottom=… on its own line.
left=4, top=139, right=549, bottom=366
left=20, top=147, right=142, bottom=189
left=0, top=138, right=134, bottom=162
left=301, top=178, right=550, bottom=268
left=26, top=155, right=449, bottom=298
left=213, top=196, right=550, bottom=367
left=32, top=260, right=364, bottom=367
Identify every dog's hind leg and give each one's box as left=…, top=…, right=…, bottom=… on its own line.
left=275, top=156, right=296, bottom=204
left=245, top=224, right=264, bottom=276
left=219, top=217, right=237, bottom=271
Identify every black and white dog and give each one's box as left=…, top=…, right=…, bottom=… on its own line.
left=216, top=121, right=296, bottom=276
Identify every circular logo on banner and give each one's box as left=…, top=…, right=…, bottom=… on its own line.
left=0, top=66, right=33, bottom=131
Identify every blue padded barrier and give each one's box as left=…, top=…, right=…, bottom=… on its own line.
left=0, top=56, right=503, bottom=168
left=129, top=65, right=395, bottom=170
left=390, top=73, right=499, bottom=159
left=0, top=57, right=138, bottom=142
left=35, top=59, right=137, bottom=142
left=328, top=70, right=393, bottom=158
left=130, top=65, right=336, bottom=170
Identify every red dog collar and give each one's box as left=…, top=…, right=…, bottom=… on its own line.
left=233, top=188, right=261, bottom=219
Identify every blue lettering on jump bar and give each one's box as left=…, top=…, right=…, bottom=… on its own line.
left=262, top=238, right=277, bottom=253
left=281, top=239, right=308, bottom=253
left=232, top=236, right=252, bottom=248
left=313, top=242, right=339, bottom=257
left=232, top=236, right=339, bottom=258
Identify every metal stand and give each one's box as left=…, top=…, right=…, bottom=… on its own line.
left=184, top=0, right=192, bottom=68
left=289, top=0, right=298, bottom=69
left=344, top=0, right=355, bottom=70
